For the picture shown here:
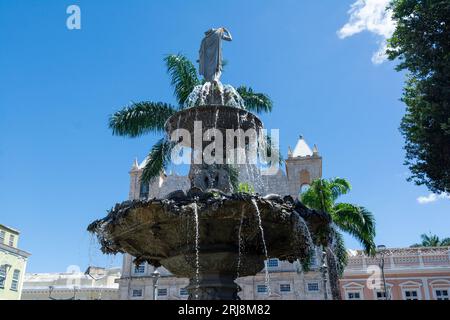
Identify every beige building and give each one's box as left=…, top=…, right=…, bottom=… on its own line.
left=118, top=255, right=329, bottom=300
left=119, top=136, right=330, bottom=300
left=340, top=247, right=450, bottom=300
left=22, top=266, right=121, bottom=300
left=0, top=224, right=31, bottom=300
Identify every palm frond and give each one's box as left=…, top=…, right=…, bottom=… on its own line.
left=237, top=86, right=273, bottom=113
left=109, top=101, right=177, bottom=137
left=164, top=54, right=200, bottom=106
left=329, top=178, right=351, bottom=201
left=419, top=233, right=442, bottom=247
left=333, top=203, right=376, bottom=255
left=301, top=179, right=334, bottom=213
left=441, top=238, right=450, bottom=246
left=141, top=138, right=174, bottom=183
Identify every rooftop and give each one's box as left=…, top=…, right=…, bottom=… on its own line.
left=0, top=223, right=20, bottom=235
left=290, top=135, right=318, bottom=158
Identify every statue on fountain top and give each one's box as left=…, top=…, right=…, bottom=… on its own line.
left=185, top=28, right=243, bottom=108
left=199, top=27, right=232, bottom=83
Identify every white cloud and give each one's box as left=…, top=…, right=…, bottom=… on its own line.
left=337, top=0, right=396, bottom=64
left=417, top=193, right=450, bottom=205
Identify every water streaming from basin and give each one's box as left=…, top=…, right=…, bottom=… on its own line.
left=193, top=203, right=200, bottom=298
left=251, top=198, right=271, bottom=294
left=236, top=209, right=245, bottom=278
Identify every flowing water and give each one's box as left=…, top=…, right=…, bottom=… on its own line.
left=251, top=198, right=271, bottom=294
left=193, top=203, right=200, bottom=298
left=236, top=210, right=245, bottom=278
left=184, top=83, right=245, bottom=109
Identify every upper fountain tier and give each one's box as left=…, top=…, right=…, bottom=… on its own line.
left=184, top=82, right=246, bottom=109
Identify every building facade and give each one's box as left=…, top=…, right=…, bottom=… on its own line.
left=0, top=224, right=31, bottom=300
left=119, top=136, right=331, bottom=300
left=22, top=266, right=121, bottom=300
left=340, top=247, right=450, bottom=300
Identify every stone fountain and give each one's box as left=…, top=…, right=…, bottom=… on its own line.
left=88, top=28, right=335, bottom=300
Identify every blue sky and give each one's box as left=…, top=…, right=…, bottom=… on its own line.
left=1, top=0, right=449, bottom=273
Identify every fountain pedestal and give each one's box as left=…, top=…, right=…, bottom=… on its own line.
left=187, top=274, right=239, bottom=300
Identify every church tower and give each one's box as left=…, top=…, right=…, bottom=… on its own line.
left=285, top=135, right=322, bottom=199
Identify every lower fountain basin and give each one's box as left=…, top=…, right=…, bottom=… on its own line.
left=88, top=191, right=331, bottom=279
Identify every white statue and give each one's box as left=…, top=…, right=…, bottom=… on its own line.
left=198, top=27, right=232, bottom=83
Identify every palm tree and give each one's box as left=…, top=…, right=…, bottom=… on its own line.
left=301, top=178, right=376, bottom=255
left=411, top=233, right=450, bottom=247
left=109, top=54, right=273, bottom=183
left=300, top=178, right=376, bottom=300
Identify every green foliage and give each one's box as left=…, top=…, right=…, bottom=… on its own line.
left=301, top=178, right=376, bottom=255
left=109, top=102, right=176, bottom=137
left=410, top=233, right=450, bottom=247
left=332, top=231, right=348, bottom=276
left=141, top=139, right=174, bottom=183
left=228, top=165, right=240, bottom=192
left=387, top=0, right=450, bottom=193
left=333, top=203, right=376, bottom=255
left=237, top=182, right=255, bottom=194
left=237, top=86, right=273, bottom=113
left=164, top=54, right=200, bottom=106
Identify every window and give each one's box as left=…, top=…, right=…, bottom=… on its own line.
left=280, top=284, right=291, bottom=293
left=257, top=285, right=268, bottom=294
left=0, top=230, right=5, bottom=244
left=376, top=291, right=387, bottom=300
left=404, top=290, right=419, bottom=300
left=8, top=234, right=15, bottom=247
left=267, top=259, right=279, bottom=268
left=347, top=291, right=361, bottom=300
left=132, top=289, right=143, bottom=297
left=179, top=288, right=189, bottom=296
left=133, top=262, right=145, bottom=274
left=10, top=270, right=20, bottom=291
left=300, top=184, right=310, bottom=194
left=158, top=288, right=168, bottom=296
left=139, top=181, right=150, bottom=199
left=435, top=289, right=449, bottom=300
left=0, top=265, right=6, bottom=289
left=307, top=282, right=319, bottom=292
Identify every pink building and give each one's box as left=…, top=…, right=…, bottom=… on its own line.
left=340, top=247, right=450, bottom=300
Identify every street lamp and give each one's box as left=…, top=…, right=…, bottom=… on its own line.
left=319, top=250, right=328, bottom=300
left=48, top=285, right=55, bottom=300
left=72, top=285, right=79, bottom=300
left=376, top=244, right=389, bottom=300
left=151, top=269, right=160, bottom=300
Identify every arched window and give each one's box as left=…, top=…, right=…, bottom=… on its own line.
left=300, top=183, right=310, bottom=194
left=299, top=169, right=310, bottom=185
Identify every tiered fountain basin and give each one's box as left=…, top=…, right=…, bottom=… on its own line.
left=90, top=91, right=334, bottom=299
left=165, top=105, right=264, bottom=143
left=88, top=190, right=331, bottom=299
